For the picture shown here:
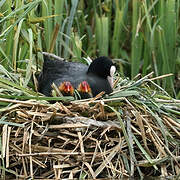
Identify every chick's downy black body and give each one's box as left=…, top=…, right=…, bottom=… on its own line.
left=38, top=55, right=115, bottom=98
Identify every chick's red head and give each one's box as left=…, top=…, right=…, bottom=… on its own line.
left=78, top=81, right=91, bottom=93
left=59, top=81, right=74, bottom=96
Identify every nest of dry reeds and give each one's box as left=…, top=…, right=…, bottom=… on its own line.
left=0, top=72, right=180, bottom=179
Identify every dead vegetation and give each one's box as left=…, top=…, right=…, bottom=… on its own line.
left=0, top=73, right=180, bottom=179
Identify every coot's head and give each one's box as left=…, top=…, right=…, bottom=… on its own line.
left=59, top=81, right=74, bottom=96
left=77, top=81, right=92, bottom=99
left=87, top=56, right=116, bottom=88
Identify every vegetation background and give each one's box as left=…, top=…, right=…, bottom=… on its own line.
left=0, top=0, right=180, bottom=97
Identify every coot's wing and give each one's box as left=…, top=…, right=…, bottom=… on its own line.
left=38, top=56, right=88, bottom=96
left=39, top=56, right=88, bottom=81
left=40, top=74, right=88, bottom=97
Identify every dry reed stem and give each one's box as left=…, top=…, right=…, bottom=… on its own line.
left=0, top=87, right=179, bottom=179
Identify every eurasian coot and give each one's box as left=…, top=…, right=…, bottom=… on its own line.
left=38, top=54, right=116, bottom=98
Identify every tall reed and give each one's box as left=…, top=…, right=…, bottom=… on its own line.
left=0, top=0, right=179, bottom=95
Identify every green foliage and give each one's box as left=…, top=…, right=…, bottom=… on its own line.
left=0, top=1, right=180, bottom=178
left=95, top=14, right=109, bottom=56
left=0, top=0, right=179, bottom=97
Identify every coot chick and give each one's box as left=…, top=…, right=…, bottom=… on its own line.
left=38, top=55, right=116, bottom=97
left=77, top=81, right=93, bottom=99
left=58, top=81, right=74, bottom=96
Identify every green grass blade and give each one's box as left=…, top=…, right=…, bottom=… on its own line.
left=12, top=18, right=25, bottom=71
left=0, top=0, right=41, bottom=38
left=23, top=28, right=33, bottom=87
left=105, top=104, right=143, bottom=177
left=131, top=0, right=143, bottom=78
left=133, top=134, right=158, bottom=170
left=0, top=77, right=38, bottom=96
left=63, top=0, right=78, bottom=58
left=0, top=121, right=24, bottom=127
left=95, top=14, right=109, bottom=56
left=111, top=0, right=129, bottom=58
left=0, top=94, right=74, bottom=101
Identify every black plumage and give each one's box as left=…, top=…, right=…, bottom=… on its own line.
left=38, top=55, right=115, bottom=98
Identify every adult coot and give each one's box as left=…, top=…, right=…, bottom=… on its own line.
left=38, top=54, right=116, bottom=98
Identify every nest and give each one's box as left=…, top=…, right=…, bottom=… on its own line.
left=0, top=72, right=180, bottom=179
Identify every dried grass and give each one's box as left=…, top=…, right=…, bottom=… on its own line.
left=0, top=74, right=180, bottom=179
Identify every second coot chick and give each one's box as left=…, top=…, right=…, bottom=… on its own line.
left=38, top=55, right=116, bottom=98
left=77, top=81, right=93, bottom=99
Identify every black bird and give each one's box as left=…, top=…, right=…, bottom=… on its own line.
left=38, top=55, right=116, bottom=98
